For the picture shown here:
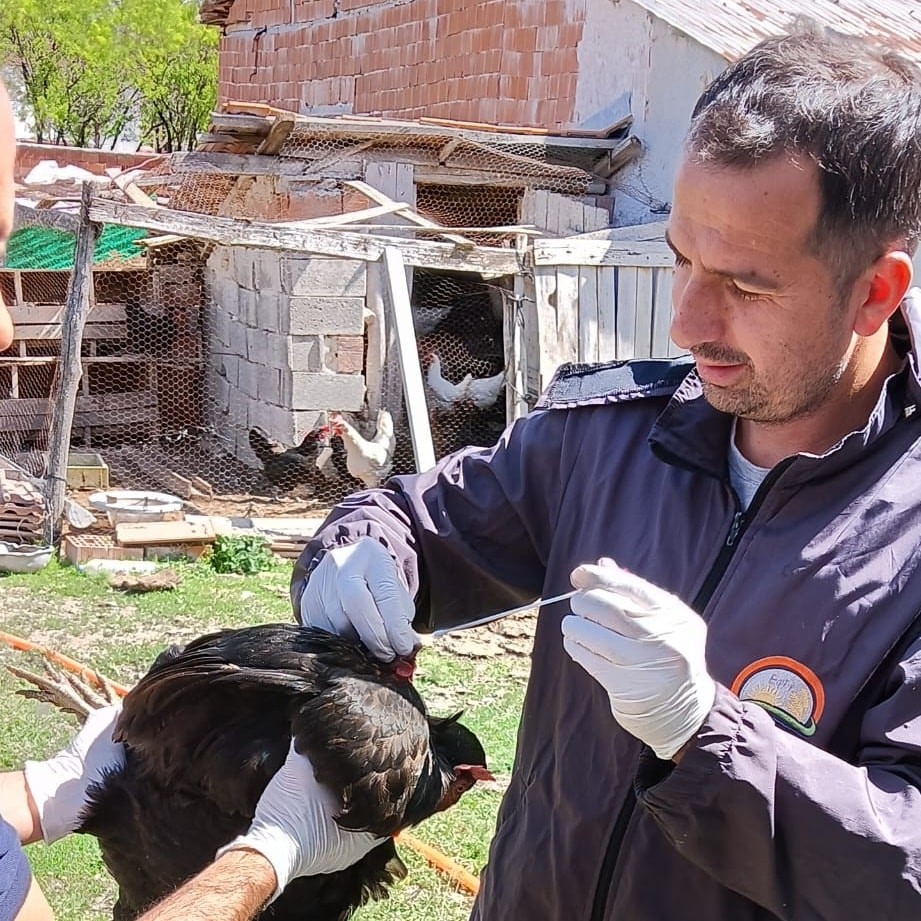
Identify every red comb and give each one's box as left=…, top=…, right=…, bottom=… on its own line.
left=392, top=653, right=416, bottom=680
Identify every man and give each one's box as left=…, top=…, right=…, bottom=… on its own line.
left=293, top=25, right=921, bottom=920
left=0, top=82, right=378, bottom=921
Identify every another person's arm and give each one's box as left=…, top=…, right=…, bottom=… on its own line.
left=138, top=742, right=383, bottom=921
left=0, top=813, right=53, bottom=921
left=135, top=850, right=275, bottom=921
left=0, top=774, right=40, bottom=847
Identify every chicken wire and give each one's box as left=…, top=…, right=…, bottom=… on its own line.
left=0, top=241, right=512, bottom=520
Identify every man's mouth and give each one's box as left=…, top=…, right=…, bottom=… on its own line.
left=695, top=360, right=746, bottom=387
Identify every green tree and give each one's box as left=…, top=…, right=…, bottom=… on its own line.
left=0, top=0, right=217, bottom=150
left=128, top=0, right=219, bottom=152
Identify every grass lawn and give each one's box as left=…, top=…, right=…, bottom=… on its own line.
left=0, top=558, right=529, bottom=921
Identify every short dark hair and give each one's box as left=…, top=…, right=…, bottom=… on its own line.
left=686, top=21, right=921, bottom=293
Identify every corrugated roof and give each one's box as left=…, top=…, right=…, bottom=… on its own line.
left=630, top=0, right=921, bottom=64
left=4, top=224, right=148, bottom=271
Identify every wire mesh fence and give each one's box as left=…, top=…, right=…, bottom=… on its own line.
left=0, top=238, right=516, bottom=526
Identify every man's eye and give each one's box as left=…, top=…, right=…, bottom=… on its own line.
left=729, top=282, right=762, bottom=302
left=673, top=253, right=690, bottom=267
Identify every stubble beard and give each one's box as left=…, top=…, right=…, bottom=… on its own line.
left=700, top=356, right=848, bottom=425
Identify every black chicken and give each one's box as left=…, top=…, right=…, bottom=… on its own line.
left=248, top=426, right=340, bottom=495
left=76, top=625, right=492, bottom=921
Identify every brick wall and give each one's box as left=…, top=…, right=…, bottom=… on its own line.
left=217, top=0, right=584, bottom=129
left=14, top=143, right=165, bottom=183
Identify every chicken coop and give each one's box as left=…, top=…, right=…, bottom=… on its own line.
left=127, top=104, right=643, bottom=506
left=0, top=221, right=206, bottom=464
left=11, top=105, right=680, bottom=537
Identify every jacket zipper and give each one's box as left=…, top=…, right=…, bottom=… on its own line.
left=588, top=459, right=791, bottom=921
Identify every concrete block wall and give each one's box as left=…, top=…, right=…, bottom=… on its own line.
left=204, top=245, right=368, bottom=464
left=215, top=0, right=584, bottom=129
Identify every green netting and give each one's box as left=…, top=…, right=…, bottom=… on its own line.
left=4, top=224, right=148, bottom=270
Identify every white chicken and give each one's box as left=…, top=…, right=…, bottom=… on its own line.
left=426, top=353, right=506, bottom=411
left=328, top=410, right=397, bottom=488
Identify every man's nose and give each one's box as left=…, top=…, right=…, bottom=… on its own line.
left=669, top=274, right=725, bottom=351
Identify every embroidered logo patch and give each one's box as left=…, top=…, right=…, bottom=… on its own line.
left=731, top=656, right=825, bottom=737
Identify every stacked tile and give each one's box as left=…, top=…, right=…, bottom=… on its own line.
left=0, top=469, right=46, bottom=543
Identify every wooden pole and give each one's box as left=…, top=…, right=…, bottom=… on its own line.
left=43, top=183, right=99, bottom=544
left=381, top=247, right=436, bottom=473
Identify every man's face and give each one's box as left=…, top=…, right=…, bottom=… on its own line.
left=0, top=83, right=15, bottom=351
left=667, top=154, right=859, bottom=425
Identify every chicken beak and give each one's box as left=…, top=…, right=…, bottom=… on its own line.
left=454, top=764, right=495, bottom=783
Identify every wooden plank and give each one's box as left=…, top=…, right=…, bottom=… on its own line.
left=13, top=322, right=127, bottom=342
left=87, top=197, right=519, bottom=278
left=44, top=182, right=98, bottom=544
left=582, top=201, right=610, bottom=233
left=256, top=114, right=296, bottom=155
left=594, top=136, right=644, bottom=179
left=12, top=272, right=23, bottom=307
left=578, top=266, right=599, bottom=363
left=381, top=247, right=436, bottom=473
left=414, top=166, right=606, bottom=195
left=211, top=111, right=633, bottom=151
left=633, top=267, right=655, bottom=358
left=575, top=220, right=668, bottom=242
left=597, top=267, right=618, bottom=361
left=651, top=267, right=676, bottom=357
left=555, top=268, right=580, bottom=367
left=533, top=238, right=675, bottom=267
left=112, top=174, right=157, bottom=208
left=13, top=202, right=81, bottom=234
left=418, top=113, right=633, bottom=140
left=281, top=202, right=410, bottom=227
left=505, top=256, right=530, bottom=421
left=615, top=267, right=639, bottom=360
left=0, top=392, right=157, bottom=432
left=116, top=519, right=216, bottom=546
left=533, top=267, right=561, bottom=391
left=8, top=305, right=126, bottom=325
left=155, top=468, right=195, bottom=500
left=347, top=179, right=474, bottom=249
left=171, top=150, right=324, bottom=177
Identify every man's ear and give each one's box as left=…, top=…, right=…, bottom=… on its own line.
left=853, top=251, right=913, bottom=337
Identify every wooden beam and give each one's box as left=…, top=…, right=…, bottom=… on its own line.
left=382, top=247, right=435, bottom=473
left=256, top=114, right=296, bottom=156
left=43, top=183, right=99, bottom=544
left=419, top=113, right=634, bottom=140
left=275, top=202, right=409, bottom=227
left=211, top=111, right=633, bottom=151
left=347, top=179, right=475, bottom=249
left=413, top=165, right=607, bottom=195
left=87, top=196, right=521, bottom=277
left=8, top=305, right=126, bottom=324
left=112, top=173, right=157, bottom=207
left=13, top=202, right=81, bottom=234
left=0, top=392, right=158, bottom=430
left=593, top=136, right=644, bottom=179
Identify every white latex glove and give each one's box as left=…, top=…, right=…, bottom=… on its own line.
left=299, top=538, right=419, bottom=661
left=561, top=559, right=716, bottom=760
left=23, top=705, right=125, bottom=843
left=218, top=742, right=385, bottom=899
